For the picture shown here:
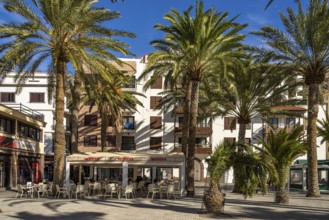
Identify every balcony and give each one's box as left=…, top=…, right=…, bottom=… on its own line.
left=174, top=126, right=212, bottom=135
left=263, top=125, right=305, bottom=134
left=5, top=103, right=44, bottom=121
left=174, top=144, right=212, bottom=155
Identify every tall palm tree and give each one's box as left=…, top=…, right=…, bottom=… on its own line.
left=202, top=60, right=303, bottom=192
left=139, top=0, right=246, bottom=196
left=252, top=0, right=329, bottom=197
left=84, top=74, right=143, bottom=152
left=256, top=126, right=307, bottom=203
left=0, top=0, right=134, bottom=187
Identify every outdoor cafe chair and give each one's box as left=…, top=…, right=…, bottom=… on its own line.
left=147, top=184, right=159, bottom=199
left=166, top=184, right=176, bottom=199
left=37, top=184, right=49, bottom=198
left=124, top=184, right=134, bottom=199
left=72, top=184, right=85, bottom=199
left=16, top=184, right=32, bottom=199
left=55, top=184, right=70, bottom=199
left=136, top=181, right=144, bottom=193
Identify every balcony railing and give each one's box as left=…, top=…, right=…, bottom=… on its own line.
left=175, top=126, right=212, bottom=135
left=5, top=103, right=44, bottom=121
left=174, top=144, right=212, bottom=154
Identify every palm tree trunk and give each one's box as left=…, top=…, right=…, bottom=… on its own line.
left=182, top=80, right=192, bottom=157
left=275, top=167, right=289, bottom=204
left=186, top=80, right=200, bottom=197
left=203, top=180, right=225, bottom=215
left=232, top=121, right=247, bottom=192
left=101, top=110, right=108, bottom=152
left=306, top=83, right=321, bottom=197
left=70, top=71, right=81, bottom=154
left=53, top=57, right=67, bottom=188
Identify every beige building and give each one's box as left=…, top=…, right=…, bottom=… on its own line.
left=0, top=103, right=46, bottom=189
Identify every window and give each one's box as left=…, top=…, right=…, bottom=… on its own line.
left=123, top=116, right=134, bottom=130
left=224, top=117, right=236, bottom=130
left=150, top=116, right=162, bottom=129
left=0, top=92, right=15, bottom=102
left=178, top=117, right=184, bottom=127
left=196, top=137, right=207, bottom=147
left=84, top=135, right=97, bottom=146
left=107, top=135, right=116, bottom=147
left=30, top=93, right=45, bottom=103
left=269, top=117, right=279, bottom=128
left=150, top=96, right=162, bottom=109
left=121, top=136, right=135, bottom=150
left=197, top=118, right=209, bottom=127
left=285, top=118, right=295, bottom=128
left=150, top=137, right=162, bottom=149
left=18, top=123, right=40, bottom=141
left=224, top=137, right=236, bottom=144
left=84, top=115, right=97, bottom=126
left=108, top=115, right=114, bottom=127
left=150, top=77, right=162, bottom=89
left=0, top=117, right=14, bottom=134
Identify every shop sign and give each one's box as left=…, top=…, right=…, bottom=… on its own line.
left=151, top=157, right=167, bottom=161
left=17, top=140, right=36, bottom=152
left=0, top=136, right=15, bottom=148
left=118, top=157, right=134, bottom=161
left=84, top=157, right=101, bottom=161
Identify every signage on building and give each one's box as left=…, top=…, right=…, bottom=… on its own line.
left=151, top=157, right=167, bottom=161
left=117, top=157, right=134, bottom=161
left=17, top=140, right=37, bottom=152
left=0, top=136, right=15, bottom=148
left=84, top=157, right=101, bottom=161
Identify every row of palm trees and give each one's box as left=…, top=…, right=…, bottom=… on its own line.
left=0, top=0, right=328, bottom=202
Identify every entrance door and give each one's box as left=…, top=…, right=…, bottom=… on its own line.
left=194, top=161, right=201, bottom=181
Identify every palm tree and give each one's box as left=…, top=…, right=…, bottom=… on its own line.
left=0, top=0, right=134, bottom=187
left=256, top=126, right=307, bottom=203
left=252, top=0, right=329, bottom=197
left=84, top=74, right=143, bottom=152
left=139, top=0, right=246, bottom=196
left=202, top=60, right=303, bottom=192
left=203, top=142, right=269, bottom=214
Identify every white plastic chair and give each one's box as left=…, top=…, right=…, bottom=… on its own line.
left=125, top=184, right=134, bottom=199
left=72, top=185, right=85, bottom=199
left=37, top=184, right=49, bottom=198
left=146, top=184, right=159, bottom=199
left=166, top=184, right=176, bottom=199
left=16, top=184, right=31, bottom=199
left=136, top=181, right=144, bottom=193
left=55, top=184, right=70, bottom=199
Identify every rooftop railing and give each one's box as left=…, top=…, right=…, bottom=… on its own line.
left=5, top=103, right=45, bottom=121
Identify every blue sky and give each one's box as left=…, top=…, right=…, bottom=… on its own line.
left=0, top=0, right=305, bottom=62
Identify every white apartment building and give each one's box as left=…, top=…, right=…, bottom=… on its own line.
left=1, top=58, right=328, bottom=186
left=0, top=72, right=70, bottom=181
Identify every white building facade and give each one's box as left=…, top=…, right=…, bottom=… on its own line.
left=0, top=72, right=70, bottom=181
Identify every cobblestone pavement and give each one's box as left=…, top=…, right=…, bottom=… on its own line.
left=0, top=183, right=328, bottom=220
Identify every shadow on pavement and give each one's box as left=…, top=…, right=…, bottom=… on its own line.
left=9, top=211, right=105, bottom=220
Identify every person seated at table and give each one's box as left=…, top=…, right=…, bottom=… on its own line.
left=136, top=176, right=143, bottom=183
left=153, top=178, right=158, bottom=185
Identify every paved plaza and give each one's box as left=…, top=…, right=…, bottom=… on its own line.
left=0, top=183, right=328, bottom=220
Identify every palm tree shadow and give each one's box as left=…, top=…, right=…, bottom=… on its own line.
left=9, top=211, right=105, bottom=220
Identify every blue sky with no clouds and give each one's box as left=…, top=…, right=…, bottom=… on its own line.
left=0, top=0, right=306, bottom=69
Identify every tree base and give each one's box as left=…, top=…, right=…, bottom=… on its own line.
left=203, top=187, right=225, bottom=215
left=275, top=189, right=289, bottom=204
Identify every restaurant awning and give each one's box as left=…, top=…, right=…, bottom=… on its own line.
left=66, top=152, right=185, bottom=167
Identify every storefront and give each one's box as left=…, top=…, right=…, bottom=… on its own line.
left=290, top=160, right=329, bottom=191
left=0, top=104, right=45, bottom=189
left=66, top=152, right=185, bottom=194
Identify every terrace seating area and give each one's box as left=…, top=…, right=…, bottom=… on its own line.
left=14, top=179, right=182, bottom=200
